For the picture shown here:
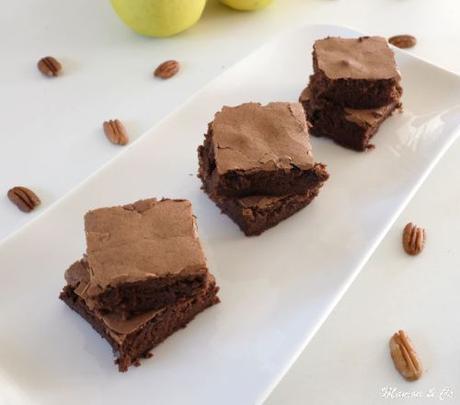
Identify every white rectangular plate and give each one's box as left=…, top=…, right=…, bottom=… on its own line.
left=1, top=24, right=459, bottom=405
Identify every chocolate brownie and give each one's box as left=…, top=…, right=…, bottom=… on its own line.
left=198, top=137, right=329, bottom=235
left=208, top=188, right=324, bottom=236
left=60, top=260, right=219, bottom=372
left=199, top=102, right=323, bottom=197
left=80, top=199, right=209, bottom=318
left=300, top=87, right=401, bottom=151
left=310, top=36, right=402, bottom=109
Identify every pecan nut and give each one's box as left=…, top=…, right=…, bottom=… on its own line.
left=388, top=35, right=417, bottom=49
left=154, top=60, right=180, bottom=79
left=7, top=186, right=41, bottom=213
left=37, top=56, right=62, bottom=77
left=402, top=222, right=425, bottom=255
left=103, top=119, right=129, bottom=145
left=389, top=330, right=423, bottom=381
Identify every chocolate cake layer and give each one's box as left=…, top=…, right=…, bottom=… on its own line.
left=201, top=102, right=320, bottom=197
left=310, top=36, right=402, bottom=109
left=79, top=198, right=209, bottom=317
left=60, top=263, right=219, bottom=372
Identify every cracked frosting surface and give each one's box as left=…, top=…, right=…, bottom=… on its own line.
left=79, top=199, right=207, bottom=299
left=314, top=36, right=400, bottom=80
left=343, top=104, right=398, bottom=126
left=211, top=102, right=315, bottom=174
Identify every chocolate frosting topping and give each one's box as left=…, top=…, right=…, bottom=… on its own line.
left=314, top=36, right=400, bottom=80
left=211, top=102, right=315, bottom=175
left=343, top=105, right=397, bottom=127
left=298, top=86, right=312, bottom=104
left=82, top=199, right=207, bottom=299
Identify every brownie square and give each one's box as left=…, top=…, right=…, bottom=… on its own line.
left=80, top=199, right=209, bottom=318
left=200, top=102, right=322, bottom=197
left=199, top=137, right=329, bottom=235
left=60, top=260, right=219, bottom=372
left=208, top=188, right=325, bottom=236
left=300, top=87, right=400, bottom=151
left=310, top=36, right=402, bottom=109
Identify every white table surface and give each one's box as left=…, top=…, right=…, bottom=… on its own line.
left=1, top=0, right=459, bottom=404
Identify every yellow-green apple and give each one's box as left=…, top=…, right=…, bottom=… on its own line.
left=219, top=0, right=272, bottom=11
left=110, top=0, right=207, bottom=37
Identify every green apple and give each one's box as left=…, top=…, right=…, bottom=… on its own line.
left=110, top=0, right=207, bottom=37
left=219, top=0, right=272, bottom=11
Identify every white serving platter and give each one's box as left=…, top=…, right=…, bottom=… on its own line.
left=0, top=24, right=459, bottom=405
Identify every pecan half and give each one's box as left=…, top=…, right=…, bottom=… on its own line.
left=37, top=56, right=62, bottom=77
left=388, top=35, right=417, bottom=49
left=389, top=330, right=423, bottom=381
left=154, top=60, right=180, bottom=79
left=7, top=186, right=41, bottom=213
left=103, top=119, right=129, bottom=145
left=402, top=222, right=425, bottom=255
